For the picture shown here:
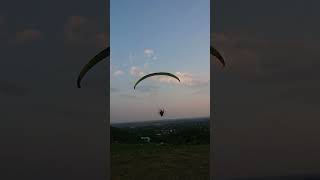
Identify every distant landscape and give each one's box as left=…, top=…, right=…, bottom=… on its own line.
left=111, top=118, right=210, bottom=180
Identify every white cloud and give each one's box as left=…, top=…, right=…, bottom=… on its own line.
left=130, top=66, right=144, bottom=77
left=113, top=70, right=124, bottom=76
left=151, top=72, right=209, bottom=87
left=144, top=48, right=155, bottom=58
left=128, top=67, right=208, bottom=88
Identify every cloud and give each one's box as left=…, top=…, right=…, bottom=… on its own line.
left=15, top=29, right=43, bottom=43
left=144, top=48, right=157, bottom=60
left=113, top=70, right=124, bottom=76
left=130, top=66, right=144, bottom=77
left=128, top=67, right=208, bottom=88
left=119, top=93, right=140, bottom=99
left=150, top=72, right=209, bottom=88
left=134, top=85, right=159, bottom=93
left=144, top=48, right=154, bottom=58
left=189, top=88, right=208, bottom=95
left=176, top=72, right=209, bottom=87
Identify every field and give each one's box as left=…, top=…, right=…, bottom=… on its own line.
left=111, top=118, right=210, bottom=180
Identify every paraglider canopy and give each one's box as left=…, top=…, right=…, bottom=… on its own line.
left=133, top=72, right=180, bottom=90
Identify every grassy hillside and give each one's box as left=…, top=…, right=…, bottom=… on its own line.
left=111, top=118, right=210, bottom=179
left=111, top=144, right=209, bottom=180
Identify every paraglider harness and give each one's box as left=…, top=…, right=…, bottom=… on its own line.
left=159, top=109, right=165, bottom=117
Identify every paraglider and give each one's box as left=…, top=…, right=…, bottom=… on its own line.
left=159, top=109, right=165, bottom=117
left=76, top=45, right=225, bottom=119
left=76, top=46, right=225, bottom=89
left=133, top=72, right=179, bottom=117
left=133, top=72, right=180, bottom=90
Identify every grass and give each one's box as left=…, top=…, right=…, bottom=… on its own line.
left=111, top=143, right=209, bottom=180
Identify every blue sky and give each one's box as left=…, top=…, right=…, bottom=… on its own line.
left=110, top=0, right=210, bottom=123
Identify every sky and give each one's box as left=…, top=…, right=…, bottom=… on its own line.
left=110, top=0, right=210, bottom=123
